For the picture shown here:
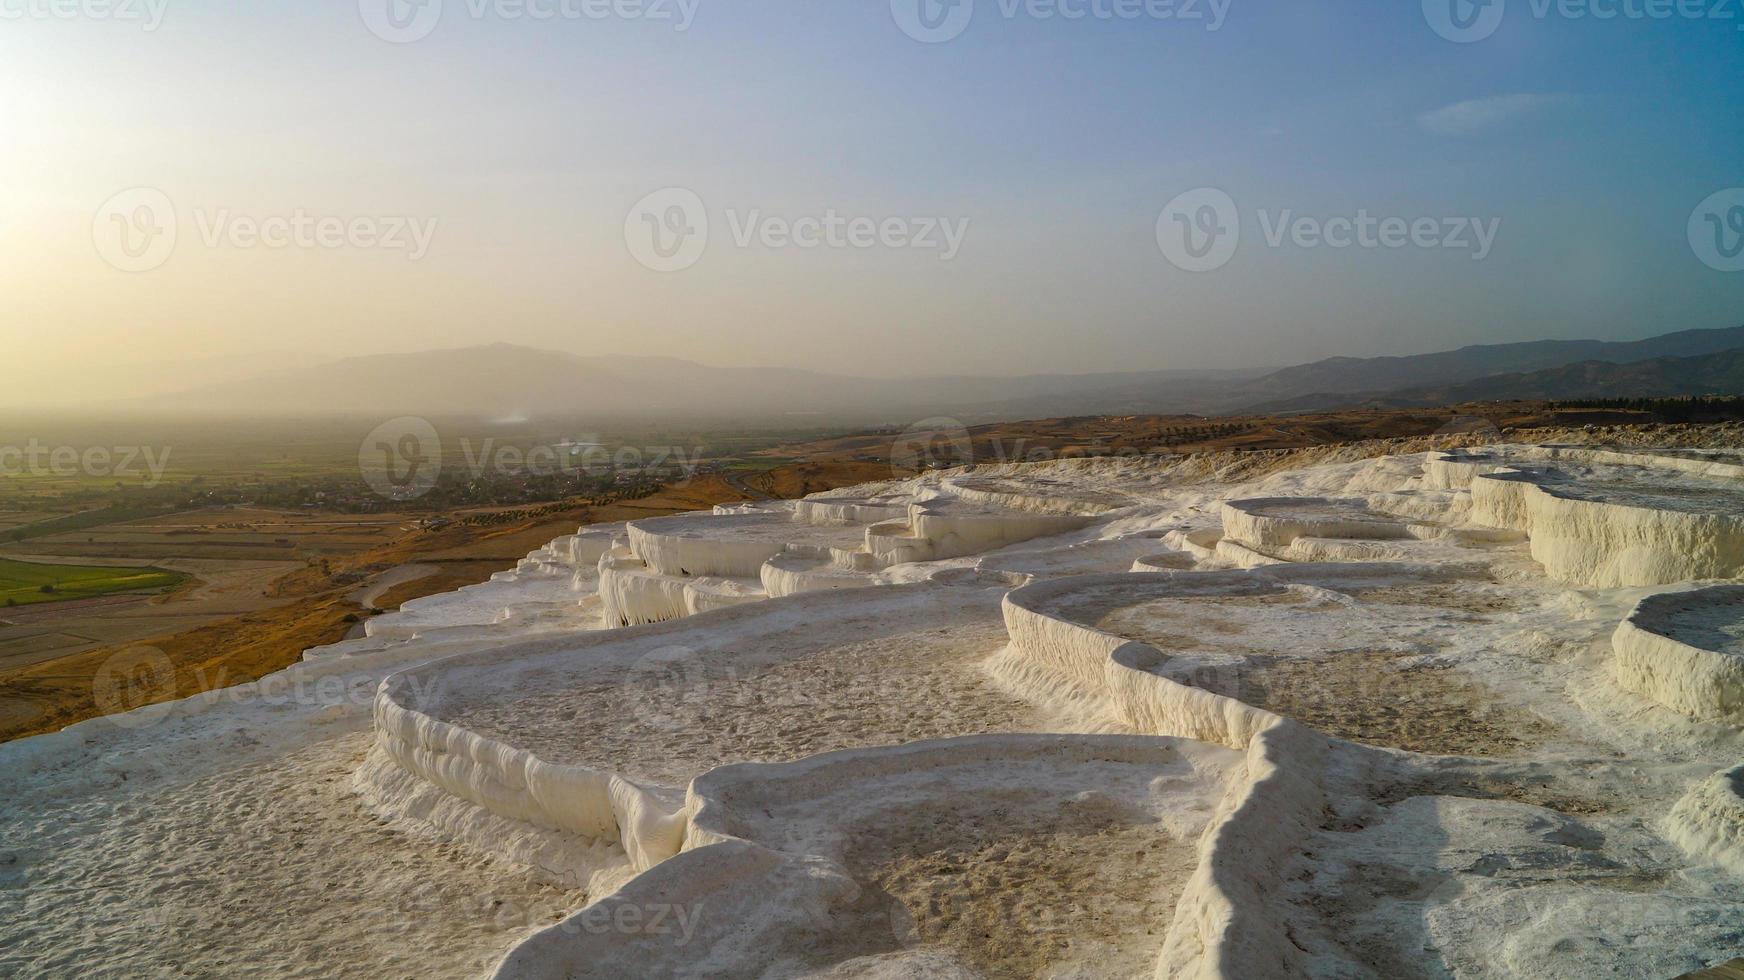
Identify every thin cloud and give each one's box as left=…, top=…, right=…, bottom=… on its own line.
left=1418, top=93, right=1571, bottom=135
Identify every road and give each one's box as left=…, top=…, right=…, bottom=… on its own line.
left=723, top=472, right=775, bottom=501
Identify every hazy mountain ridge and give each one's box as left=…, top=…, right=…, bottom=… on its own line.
left=124, top=344, right=1269, bottom=422
left=949, top=324, right=1744, bottom=419
left=117, top=325, right=1744, bottom=421
left=1237, top=325, right=1744, bottom=401
left=1249, top=349, right=1744, bottom=413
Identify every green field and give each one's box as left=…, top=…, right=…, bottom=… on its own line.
left=0, top=558, right=187, bottom=608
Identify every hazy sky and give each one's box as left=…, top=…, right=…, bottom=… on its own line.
left=3, top=0, right=1742, bottom=401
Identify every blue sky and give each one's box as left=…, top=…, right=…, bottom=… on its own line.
left=1, top=0, right=1740, bottom=389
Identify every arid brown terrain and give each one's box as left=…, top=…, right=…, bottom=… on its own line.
left=0, top=468, right=870, bottom=741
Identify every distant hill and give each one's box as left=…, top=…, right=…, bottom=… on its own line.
left=127, top=343, right=1259, bottom=423
left=1230, top=325, right=1744, bottom=407
left=1246, top=348, right=1744, bottom=414
left=124, top=324, right=1744, bottom=422
left=956, top=324, right=1744, bottom=419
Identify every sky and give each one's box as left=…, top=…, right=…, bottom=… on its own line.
left=2, top=0, right=1742, bottom=403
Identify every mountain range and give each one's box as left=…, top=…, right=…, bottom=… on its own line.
left=101, top=323, right=1744, bottom=423
left=1247, top=348, right=1744, bottom=413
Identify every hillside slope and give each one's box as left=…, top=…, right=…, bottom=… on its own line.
left=126, top=325, right=1744, bottom=421
left=1246, top=349, right=1744, bottom=413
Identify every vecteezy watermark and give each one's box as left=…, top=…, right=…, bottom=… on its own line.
left=93, top=188, right=439, bottom=273
left=0, top=440, right=173, bottom=487
left=546, top=900, right=704, bottom=945
left=0, top=0, right=169, bottom=29
left=1156, top=188, right=1501, bottom=272
left=623, top=187, right=970, bottom=272
left=360, top=416, right=444, bottom=501
left=93, top=187, right=177, bottom=273
left=1690, top=188, right=1744, bottom=273
left=553, top=902, right=703, bottom=944
left=623, top=187, right=709, bottom=273
left=1155, top=188, right=1240, bottom=274
left=358, top=0, right=699, bottom=43
left=1423, top=0, right=1742, bottom=43
left=191, top=209, right=438, bottom=260
left=890, top=0, right=1230, bottom=43
left=376, top=872, right=704, bottom=943
left=92, top=646, right=178, bottom=729
left=1434, top=415, right=1505, bottom=439
left=92, top=647, right=452, bottom=731
left=891, top=417, right=975, bottom=475
left=358, top=417, right=709, bottom=501
left=1253, top=209, right=1501, bottom=260
left=886, top=415, right=1191, bottom=478
left=621, top=643, right=1000, bottom=735
left=1421, top=0, right=1508, bottom=41
left=622, top=645, right=708, bottom=729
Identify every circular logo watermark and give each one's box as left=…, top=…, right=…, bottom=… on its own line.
left=359, top=0, right=443, bottom=42
left=1422, top=0, right=1506, bottom=42
left=623, top=645, right=708, bottom=730
left=624, top=187, right=709, bottom=272
left=1689, top=189, right=1744, bottom=273
left=1156, top=187, right=1239, bottom=273
left=1435, top=415, right=1503, bottom=439
left=890, top=0, right=974, bottom=42
left=92, top=645, right=178, bottom=729
left=93, top=187, right=177, bottom=273
left=891, top=416, right=974, bottom=475
left=359, top=416, right=443, bottom=501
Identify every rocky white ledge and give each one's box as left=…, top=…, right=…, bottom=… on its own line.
left=1614, top=585, right=1744, bottom=721
left=495, top=734, right=1239, bottom=979
left=1669, top=765, right=1744, bottom=877
left=1471, top=463, right=1744, bottom=587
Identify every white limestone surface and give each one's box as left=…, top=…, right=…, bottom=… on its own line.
left=12, top=434, right=1744, bottom=980
left=1668, top=765, right=1744, bottom=876
left=1471, top=462, right=1744, bottom=586
left=1614, top=585, right=1744, bottom=721
left=493, top=734, right=1240, bottom=980
left=1220, top=496, right=1419, bottom=551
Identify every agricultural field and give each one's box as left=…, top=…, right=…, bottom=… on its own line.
left=0, top=512, right=37, bottom=533
left=6, top=507, right=415, bottom=562
left=0, top=414, right=825, bottom=501
left=0, top=506, right=429, bottom=677
left=0, top=456, right=869, bottom=741
left=756, top=400, right=1663, bottom=469
left=0, top=557, right=185, bottom=608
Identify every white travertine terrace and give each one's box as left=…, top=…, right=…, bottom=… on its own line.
left=1131, top=549, right=1196, bottom=573
left=1538, top=444, right=1744, bottom=480
left=598, top=495, right=1095, bottom=627
left=1215, top=495, right=1510, bottom=567
left=758, top=545, right=878, bottom=596
left=1166, top=526, right=1225, bottom=562
left=366, top=577, right=1035, bottom=879
left=1220, top=496, right=1420, bottom=551
left=1467, top=460, right=1744, bottom=587
left=9, top=432, right=1744, bottom=980
left=995, top=567, right=1334, bottom=978
left=1614, top=584, right=1744, bottom=721
left=1669, top=765, right=1744, bottom=877
left=496, top=734, right=1241, bottom=979
left=863, top=498, right=1092, bottom=565
left=1421, top=449, right=1511, bottom=490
